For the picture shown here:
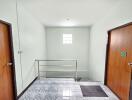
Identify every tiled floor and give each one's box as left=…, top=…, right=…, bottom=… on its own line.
left=19, top=78, right=119, bottom=100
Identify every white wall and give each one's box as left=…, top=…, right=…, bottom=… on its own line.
left=0, top=0, right=47, bottom=95
left=46, top=27, right=90, bottom=78
left=18, top=3, right=47, bottom=93
left=89, top=0, right=132, bottom=82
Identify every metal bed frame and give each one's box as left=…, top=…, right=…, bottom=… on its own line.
left=35, top=59, right=78, bottom=81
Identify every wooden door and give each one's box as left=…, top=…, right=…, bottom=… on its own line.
left=105, top=23, right=132, bottom=100
left=0, top=21, right=16, bottom=100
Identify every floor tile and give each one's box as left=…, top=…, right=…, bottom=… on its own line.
left=19, top=78, right=119, bottom=100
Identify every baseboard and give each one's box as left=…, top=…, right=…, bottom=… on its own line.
left=17, top=77, right=38, bottom=99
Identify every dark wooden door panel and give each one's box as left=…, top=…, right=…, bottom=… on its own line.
left=105, top=23, right=132, bottom=100
left=0, top=21, right=15, bottom=100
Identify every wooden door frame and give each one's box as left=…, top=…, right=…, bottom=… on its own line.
left=104, top=22, right=132, bottom=99
left=0, top=20, right=17, bottom=100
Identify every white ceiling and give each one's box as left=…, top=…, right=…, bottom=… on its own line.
left=20, top=0, right=121, bottom=27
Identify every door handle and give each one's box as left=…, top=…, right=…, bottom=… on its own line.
left=7, top=62, right=13, bottom=66
left=128, top=62, right=132, bottom=66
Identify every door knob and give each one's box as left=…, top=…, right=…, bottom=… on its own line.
left=128, top=62, right=132, bottom=66
left=7, top=62, right=13, bottom=66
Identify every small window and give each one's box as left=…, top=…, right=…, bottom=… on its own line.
left=63, top=34, right=72, bottom=44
